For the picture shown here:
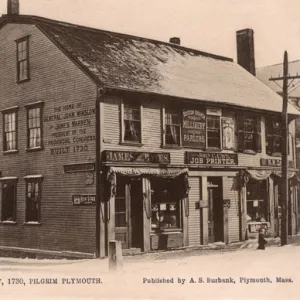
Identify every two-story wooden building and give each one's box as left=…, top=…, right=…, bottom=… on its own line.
left=0, top=1, right=299, bottom=258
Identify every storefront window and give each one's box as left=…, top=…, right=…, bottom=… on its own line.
left=151, top=178, right=181, bottom=230
left=246, top=179, right=267, bottom=222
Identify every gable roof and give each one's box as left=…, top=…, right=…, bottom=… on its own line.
left=1, top=14, right=299, bottom=116
left=257, top=60, right=300, bottom=99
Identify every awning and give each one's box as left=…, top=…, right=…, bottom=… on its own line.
left=246, top=170, right=272, bottom=181
left=108, top=166, right=189, bottom=177
left=246, top=169, right=297, bottom=181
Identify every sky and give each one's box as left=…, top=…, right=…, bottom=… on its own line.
left=1, top=0, right=300, bottom=68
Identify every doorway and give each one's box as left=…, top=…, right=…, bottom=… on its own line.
left=114, top=175, right=143, bottom=249
left=207, top=177, right=224, bottom=243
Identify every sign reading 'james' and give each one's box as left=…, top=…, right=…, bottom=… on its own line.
left=182, top=109, right=206, bottom=148
left=186, top=152, right=238, bottom=166
left=104, top=150, right=170, bottom=164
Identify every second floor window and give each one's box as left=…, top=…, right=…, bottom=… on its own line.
left=207, top=115, right=221, bottom=148
left=3, top=110, right=17, bottom=151
left=266, top=116, right=282, bottom=155
left=27, top=105, right=43, bottom=149
left=123, top=100, right=141, bottom=143
left=237, top=114, right=261, bottom=153
left=16, top=36, right=30, bottom=82
left=165, top=109, right=181, bottom=146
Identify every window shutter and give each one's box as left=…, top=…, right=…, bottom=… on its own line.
left=265, top=117, right=274, bottom=155
left=255, top=116, right=262, bottom=153
left=237, top=114, right=245, bottom=152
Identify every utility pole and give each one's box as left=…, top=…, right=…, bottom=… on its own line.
left=269, top=51, right=300, bottom=246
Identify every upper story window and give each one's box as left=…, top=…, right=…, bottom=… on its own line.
left=165, top=108, right=181, bottom=146
left=26, top=103, right=44, bottom=151
left=122, top=99, right=142, bottom=144
left=16, top=36, right=30, bottom=83
left=2, top=108, right=18, bottom=152
left=237, top=114, right=261, bottom=153
left=266, top=116, right=282, bottom=155
left=207, top=115, right=221, bottom=148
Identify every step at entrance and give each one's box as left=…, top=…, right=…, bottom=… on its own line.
left=122, top=248, right=142, bottom=256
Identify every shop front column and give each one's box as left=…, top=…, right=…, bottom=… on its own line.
left=107, top=195, right=115, bottom=243
left=240, top=184, right=247, bottom=241
left=201, top=176, right=208, bottom=245
left=183, top=196, right=189, bottom=246
left=222, top=177, right=230, bottom=244
left=142, top=178, right=151, bottom=252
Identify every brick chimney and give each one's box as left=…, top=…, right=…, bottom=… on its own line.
left=169, top=37, right=181, bottom=45
left=7, top=0, right=19, bottom=15
left=236, top=29, right=256, bottom=76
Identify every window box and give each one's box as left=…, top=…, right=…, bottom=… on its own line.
left=0, top=221, right=17, bottom=225
left=3, top=150, right=19, bottom=155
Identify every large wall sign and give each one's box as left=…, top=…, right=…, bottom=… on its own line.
left=222, top=117, right=234, bottom=150
left=186, top=152, right=238, bottom=166
left=182, top=110, right=206, bottom=148
left=44, top=102, right=95, bottom=155
left=104, top=150, right=170, bottom=164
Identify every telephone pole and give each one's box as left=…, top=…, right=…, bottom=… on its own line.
left=269, top=51, right=300, bottom=246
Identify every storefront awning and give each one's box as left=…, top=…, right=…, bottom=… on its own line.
left=108, top=166, right=189, bottom=177
left=246, top=169, right=296, bottom=180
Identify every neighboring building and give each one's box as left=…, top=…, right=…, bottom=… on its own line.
left=257, top=58, right=300, bottom=235
left=0, top=1, right=299, bottom=258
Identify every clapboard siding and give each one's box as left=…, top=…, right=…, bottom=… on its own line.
left=0, top=23, right=97, bottom=254
left=188, top=177, right=201, bottom=245
left=226, top=176, right=240, bottom=242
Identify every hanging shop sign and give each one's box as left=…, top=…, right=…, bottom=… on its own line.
left=260, top=158, right=295, bottom=168
left=72, top=195, right=96, bottom=205
left=222, top=117, right=234, bottom=150
left=64, top=163, right=95, bottom=173
left=186, top=152, right=238, bottom=166
left=182, top=109, right=206, bottom=148
left=104, top=150, right=170, bottom=164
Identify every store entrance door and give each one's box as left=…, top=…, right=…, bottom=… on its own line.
left=115, top=176, right=143, bottom=249
left=207, top=177, right=224, bottom=243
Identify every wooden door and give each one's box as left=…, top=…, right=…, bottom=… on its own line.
left=208, top=188, right=214, bottom=243
left=115, top=181, right=131, bottom=249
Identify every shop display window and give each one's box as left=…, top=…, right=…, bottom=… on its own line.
left=246, top=179, right=267, bottom=222
left=151, top=178, right=181, bottom=230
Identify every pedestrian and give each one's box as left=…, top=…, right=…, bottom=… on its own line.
left=257, top=228, right=267, bottom=250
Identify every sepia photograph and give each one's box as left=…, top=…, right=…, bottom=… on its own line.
left=0, top=0, right=299, bottom=299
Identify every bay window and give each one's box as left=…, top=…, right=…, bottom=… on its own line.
left=151, top=178, right=181, bottom=230
left=246, top=179, right=267, bottom=222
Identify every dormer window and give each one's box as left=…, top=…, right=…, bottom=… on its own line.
left=16, top=36, right=30, bottom=82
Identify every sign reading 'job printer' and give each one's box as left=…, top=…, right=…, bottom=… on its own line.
left=186, top=152, right=238, bottom=166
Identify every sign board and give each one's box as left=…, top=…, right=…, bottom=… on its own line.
left=248, top=222, right=270, bottom=233
left=222, top=117, right=234, bottom=150
left=72, top=195, right=96, bottom=205
left=260, top=158, right=295, bottom=168
left=186, top=152, right=238, bottom=166
left=182, top=109, right=206, bottom=148
left=104, top=150, right=170, bottom=164
left=64, top=163, right=95, bottom=173
left=206, top=107, right=222, bottom=116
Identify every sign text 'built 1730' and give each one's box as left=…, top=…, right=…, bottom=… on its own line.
left=186, top=152, right=238, bottom=166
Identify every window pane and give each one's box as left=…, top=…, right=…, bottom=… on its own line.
left=26, top=180, right=41, bottom=222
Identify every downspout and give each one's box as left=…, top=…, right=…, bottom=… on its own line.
left=95, top=87, right=106, bottom=258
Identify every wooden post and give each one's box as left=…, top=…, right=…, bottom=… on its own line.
left=240, top=184, right=247, bottom=241
left=142, top=178, right=151, bottom=252
left=268, top=177, right=275, bottom=236
left=108, top=240, right=123, bottom=271
left=281, top=51, right=289, bottom=246
left=223, top=204, right=229, bottom=244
